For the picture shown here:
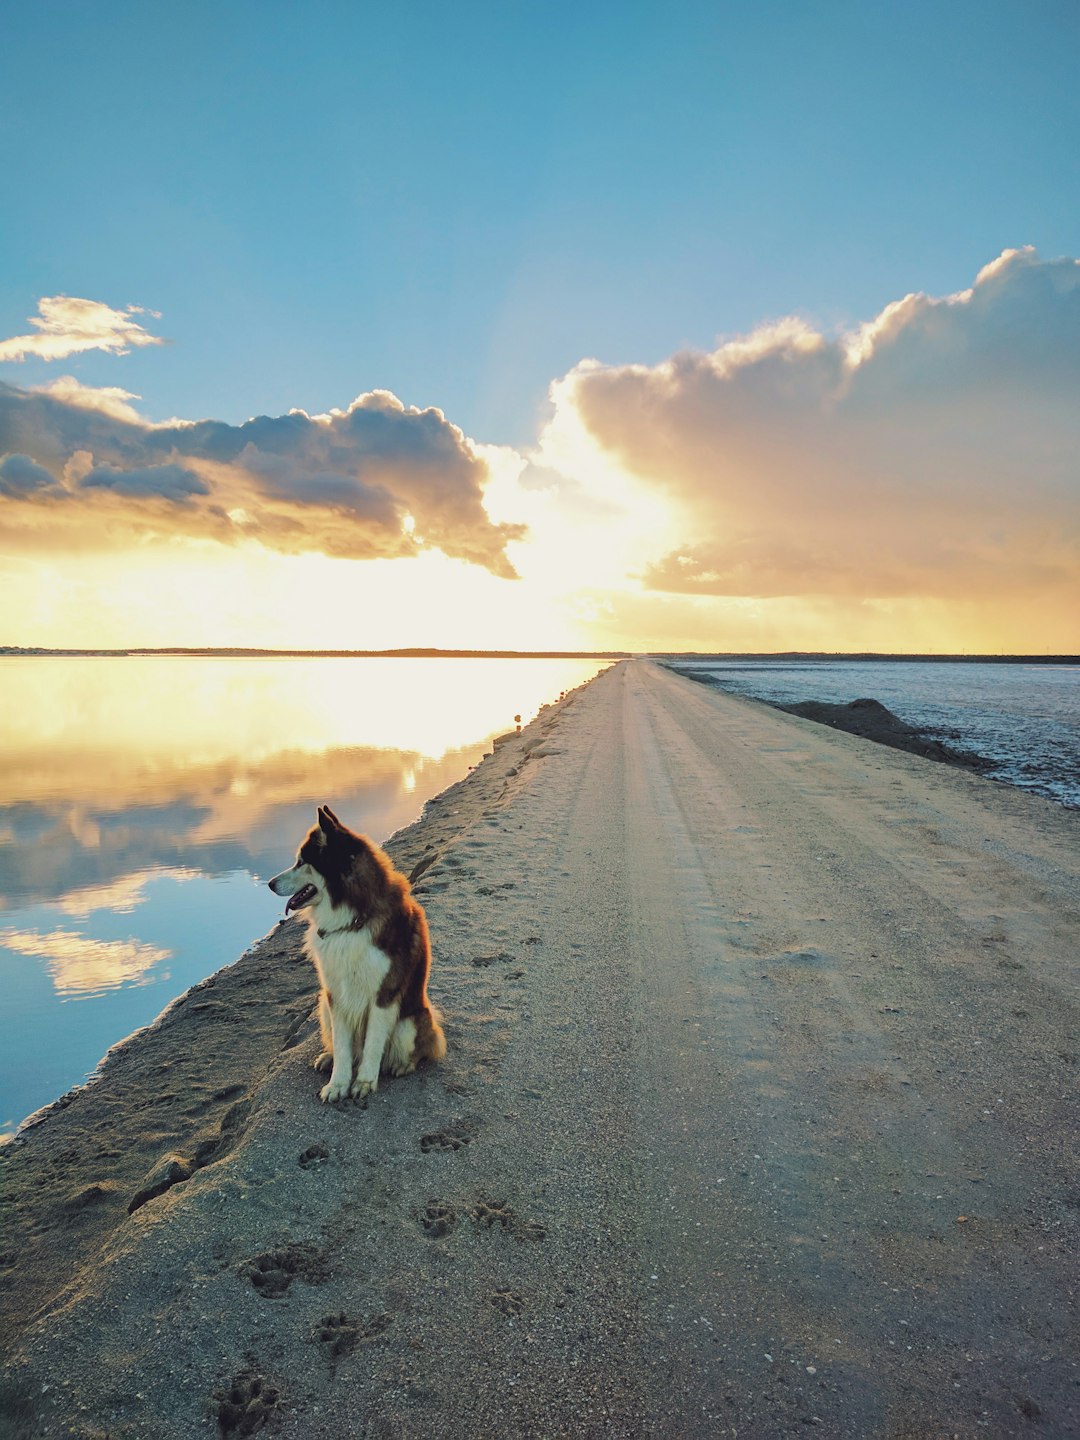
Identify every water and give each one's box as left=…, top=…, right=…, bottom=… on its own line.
left=665, top=658, right=1080, bottom=809
left=0, top=655, right=607, bottom=1136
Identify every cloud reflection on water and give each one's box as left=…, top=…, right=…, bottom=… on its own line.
left=0, top=926, right=170, bottom=997
left=0, top=742, right=480, bottom=913
left=53, top=868, right=200, bottom=918
left=0, top=655, right=601, bottom=912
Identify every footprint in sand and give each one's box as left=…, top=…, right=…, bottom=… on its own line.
left=419, top=1200, right=457, bottom=1238
left=471, top=1197, right=547, bottom=1242
left=311, top=1310, right=391, bottom=1359
left=312, top=1311, right=360, bottom=1359
left=214, top=1367, right=283, bottom=1435
left=243, top=1242, right=329, bottom=1298
left=472, top=1197, right=515, bottom=1230
left=490, top=1290, right=525, bottom=1317
left=298, top=1143, right=330, bottom=1169
left=419, top=1117, right=479, bottom=1153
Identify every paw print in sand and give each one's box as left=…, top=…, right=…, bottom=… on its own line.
left=419, top=1200, right=457, bottom=1238
left=490, top=1290, right=525, bottom=1317
left=214, top=1367, right=283, bottom=1436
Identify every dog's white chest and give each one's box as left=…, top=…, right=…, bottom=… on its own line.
left=308, top=924, right=391, bottom=1018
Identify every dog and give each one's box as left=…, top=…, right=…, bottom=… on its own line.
left=268, top=805, right=446, bottom=1102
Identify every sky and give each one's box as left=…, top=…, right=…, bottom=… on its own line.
left=1, top=0, right=1079, bottom=653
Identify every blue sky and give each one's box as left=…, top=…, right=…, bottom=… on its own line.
left=1, top=1, right=1079, bottom=653
left=4, top=0, right=1077, bottom=442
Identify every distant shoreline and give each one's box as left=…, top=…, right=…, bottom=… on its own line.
left=1, top=646, right=1077, bottom=663
left=0, top=646, right=631, bottom=659
left=657, top=651, right=1080, bottom=665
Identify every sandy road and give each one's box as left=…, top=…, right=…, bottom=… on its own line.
left=604, top=661, right=1079, bottom=1434
left=484, top=657, right=1079, bottom=1436
left=3, top=658, right=1077, bottom=1438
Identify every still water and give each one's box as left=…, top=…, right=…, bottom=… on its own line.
left=0, top=655, right=607, bottom=1135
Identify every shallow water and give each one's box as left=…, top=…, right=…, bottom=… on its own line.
left=667, top=658, right=1080, bottom=808
left=0, top=655, right=606, bottom=1135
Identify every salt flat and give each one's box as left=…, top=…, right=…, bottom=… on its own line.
left=2, top=659, right=1077, bottom=1438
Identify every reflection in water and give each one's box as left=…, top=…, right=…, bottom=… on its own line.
left=0, top=655, right=606, bottom=1134
left=1, top=741, right=490, bottom=913
left=0, top=656, right=602, bottom=909
left=0, top=927, right=170, bottom=996
left=53, top=868, right=199, bottom=919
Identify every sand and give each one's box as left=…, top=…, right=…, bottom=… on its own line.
left=1, top=659, right=1078, bottom=1438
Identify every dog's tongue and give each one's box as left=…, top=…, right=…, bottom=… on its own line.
left=285, top=884, right=316, bottom=914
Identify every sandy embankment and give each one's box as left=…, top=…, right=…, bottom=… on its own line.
left=2, top=660, right=1078, bottom=1438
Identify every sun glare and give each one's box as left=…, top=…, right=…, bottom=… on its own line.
left=0, top=654, right=607, bottom=794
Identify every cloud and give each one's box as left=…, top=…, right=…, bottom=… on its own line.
left=0, top=383, right=524, bottom=576
left=30, top=375, right=146, bottom=424
left=0, top=296, right=165, bottom=363
left=553, top=247, right=1080, bottom=610
left=79, top=462, right=210, bottom=500
left=0, top=453, right=55, bottom=496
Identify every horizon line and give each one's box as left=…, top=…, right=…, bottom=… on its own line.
left=2, top=646, right=1078, bottom=664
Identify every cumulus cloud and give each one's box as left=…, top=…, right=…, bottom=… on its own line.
left=0, top=296, right=165, bottom=363
left=553, top=247, right=1080, bottom=610
left=0, top=383, right=524, bottom=576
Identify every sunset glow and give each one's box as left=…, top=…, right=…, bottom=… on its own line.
left=2, top=6, right=1078, bottom=656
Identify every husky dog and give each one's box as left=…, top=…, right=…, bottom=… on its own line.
left=268, top=805, right=446, bottom=1102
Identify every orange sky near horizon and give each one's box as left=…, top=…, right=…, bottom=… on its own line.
left=3, top=249, right=1079, bottom=657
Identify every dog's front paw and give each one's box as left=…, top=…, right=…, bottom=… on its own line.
left=312, top=1051, right=333, bottom=1074
left=350, top=1075, right=378, bottom=1100
left=319, top=1075, right=351, bottom=1103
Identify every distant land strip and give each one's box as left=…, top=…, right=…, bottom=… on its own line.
left=0, top=646, right=633, bottom=659
left=661, top=652, right=1080, bottom=664
left=1, top=647, right=1077, bottom=663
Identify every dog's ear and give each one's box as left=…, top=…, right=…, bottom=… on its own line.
left=318, top=804, right=342, bottom=833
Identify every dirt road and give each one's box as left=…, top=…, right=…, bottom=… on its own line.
left=3, top=659, right=1077, bottom=1437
